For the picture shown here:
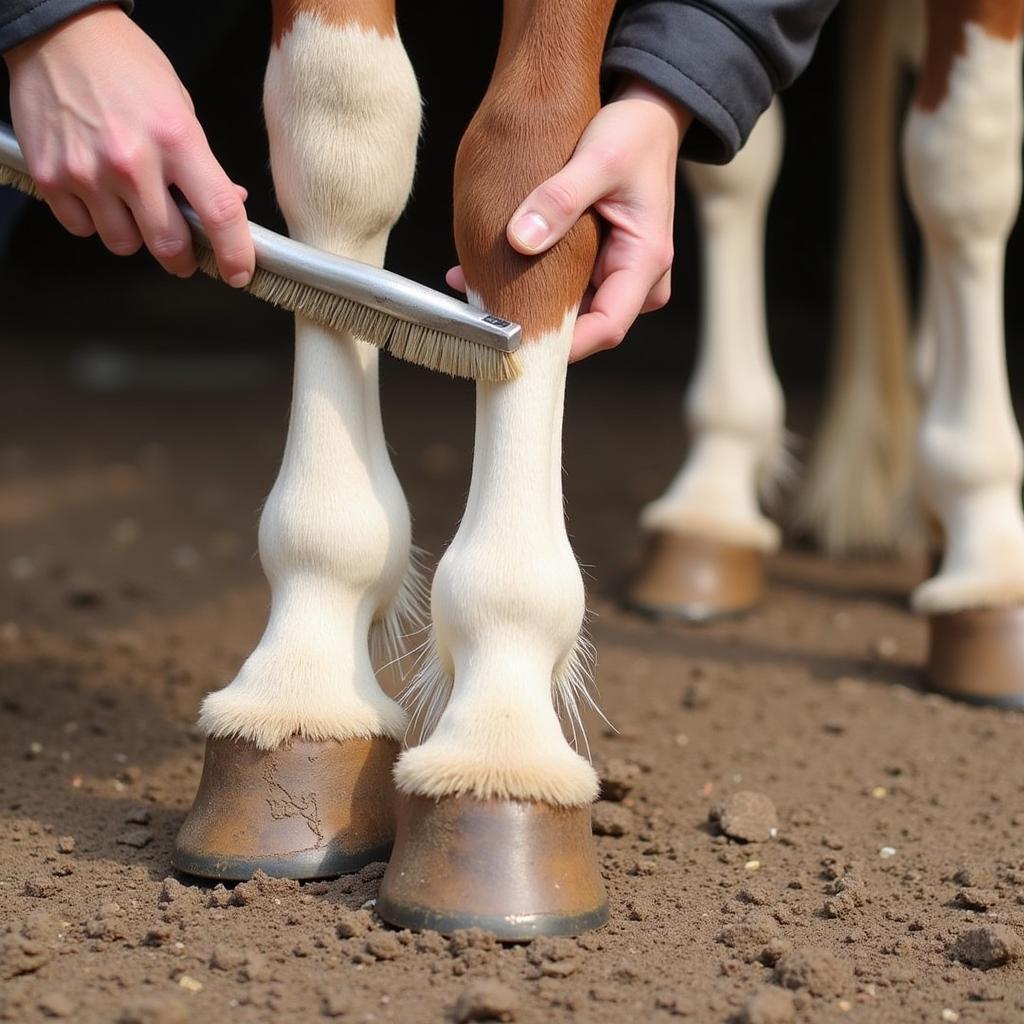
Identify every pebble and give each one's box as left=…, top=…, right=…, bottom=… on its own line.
left=453, top=980, right=519, bottom=1022
left=321, top=988, right=351, bottom=1018
left=116, top=827, right=154, bottom=849
left=177, top=975, right=203, bottom=993
left=711, top=792, right=780, bottom=843
left=56, top=836, right=75, bottom=854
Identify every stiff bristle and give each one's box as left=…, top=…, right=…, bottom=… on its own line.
left=194, top=247, right=522, bottom=384
left=0, top=163, right=521, bottom=383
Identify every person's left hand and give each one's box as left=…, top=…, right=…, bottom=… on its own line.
left=447, top=77, right=691, bottom=361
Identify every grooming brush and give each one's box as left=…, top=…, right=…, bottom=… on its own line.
left=0, top=122, right=521, bottom=382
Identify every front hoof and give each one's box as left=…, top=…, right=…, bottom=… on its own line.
left=626, top=532, right=765, bottom=622
left=377, top=794, right=608, bottom=940
left=926, top=606, right=1024, bottom=708
left=173, top=735, right=398, bottom=880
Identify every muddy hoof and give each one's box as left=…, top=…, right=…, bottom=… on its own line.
left=926, top=606, right=1024, bottom=708
left=626, top=532, right=765, bottom=622
left=376, top=794, right=608, bottom=940
left=173, top=735, right=398, bottom=881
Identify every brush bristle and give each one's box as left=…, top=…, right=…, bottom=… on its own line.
left=195, top=247, right=522, bottom=383
left=0, top=164, right=521, bottom=383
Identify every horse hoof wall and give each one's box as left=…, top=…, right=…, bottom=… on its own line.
left=626, top=532, right=765, bottom=622
left=376, top=794, right=608, bottom=940
left=926, top=606, right=1024, bottom=709
left=173, top=735, right=398, bottom=880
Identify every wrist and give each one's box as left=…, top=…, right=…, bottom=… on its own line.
left=4, top=4, right=127, bottom=70
left=612, top=76, right=693, bottom=147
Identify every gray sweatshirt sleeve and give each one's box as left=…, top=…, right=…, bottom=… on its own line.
left=604, top=0, right=839, bottom=163
left=0, top=0, right=133, bottom=53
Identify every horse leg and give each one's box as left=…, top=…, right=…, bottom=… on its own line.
left=903, top=0, right=1024, bottom=704
left=174, top=0, right=424, bottom=878
left=378, top=0, right=616, bottom=939
left=627, top=98, right=784, bottom=622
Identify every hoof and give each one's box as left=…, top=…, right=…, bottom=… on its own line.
left=376, top=794, right=608, bottom=940
left=626, top=532, right=765, bottom=622
left=926, top=606, right=1024, bottom=709
left=173, top=735, right=398, bottom=880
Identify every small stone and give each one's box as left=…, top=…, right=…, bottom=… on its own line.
left=591, top=802, right=631, bottom=837
left=873, top=636, right=899, bottom=658
left=879, top=846, right=897, bottom=859
left=115, top=826, right=153, bottom=849
left=739, top=987, right=796, bottom=1024
left=941, top=1011, right=959, bottom=1023
left=125, top=807, right=152, bottom=825
left=453, top=980, right=518, bottom=1022
left=711, top=792, right=779, bottom=843
left=56, top=836, right=75, bottom=854
left=26, top=741, right=44, bottom=759
left=177, top=974, right=203, bottom=993
left=952, top=926, right=1024, bottom=969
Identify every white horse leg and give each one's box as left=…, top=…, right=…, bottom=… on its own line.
left=903, top=1, right=1024, bottom=704
left=628, top=98, right=784, bottom=621
left=175, top=0, right=425, bottom=878
left=378, top=0, right=616, bottom=939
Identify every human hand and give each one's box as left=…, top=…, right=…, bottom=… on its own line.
left=447, top=77, right=690, bottom=360
left=4, top=5, right=254, bottom=284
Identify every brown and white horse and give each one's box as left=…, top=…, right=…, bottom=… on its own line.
left=173, top=0, right=615, bottom=938
left=629, top=0, right=1024, bottom=707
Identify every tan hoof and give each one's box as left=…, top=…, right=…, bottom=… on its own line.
left=626, top=532, right=765, bottom=622
left=926, top=606, right=1024, bottom=708
left=173, top=735, right=398, bottom=880
left=376, top=794, right=608, bottom=940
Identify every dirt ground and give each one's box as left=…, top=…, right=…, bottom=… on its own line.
left=2, top=347, right=1023, bottom=1024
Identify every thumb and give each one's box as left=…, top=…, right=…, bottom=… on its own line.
left=507, top=152, right=614, bottom=256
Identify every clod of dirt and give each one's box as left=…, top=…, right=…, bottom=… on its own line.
left=953, top=866, right=994, bottom=889
left=824, top=874, right=868, bottom=918
left=710, top=792, right=779, bottom=843
left=210, top=944, right=246, bottom=971
left=125, top=807, right=152, bottom=825
left=117, top=996, right=189, bottom=1024
left=682, top=678, right=712, bottom=709
left=24, top=877, right=59, bottom=898
left=592, top=801, right=632, bottom=837
left=597, top=758, right=641, bottom=802
left=115, top=826, right=153, bottom=849
left=38, top=992, right=75, bottom=1018
left=954, top=889, right=997, bottom=912
left=450, top=928, right=499, bottom=956
left=230, top=870, right=299, bottom=907
left=364, top=932, right=402, bottom=961
left=739, top=987, right=796, bottom=1024
left=336, top=909, right=373, bottom=939
left=453, top=979, right=518, bottom=1022
left=1, top=931, right=51, bottom=979
left=774, top=948, right=853, bottom=997
left=56, top=836, right=75, bottom=854
left=952, top=926, right=1024, bottom=970
left=320, top=988, right=351, bottom=1018
left=717, top=911, right=780, bottom=962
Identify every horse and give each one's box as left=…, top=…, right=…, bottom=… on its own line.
left=172, top=0, right=616, bottom=940
left=628, top=0, right=1024, bottom=708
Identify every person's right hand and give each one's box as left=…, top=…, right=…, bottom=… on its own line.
left=3, top=4, right=255, bottom=285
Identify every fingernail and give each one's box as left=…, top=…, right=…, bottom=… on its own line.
left=229, top=271, right=251, bottom=288
left=511, top=211, right=550, bottom=251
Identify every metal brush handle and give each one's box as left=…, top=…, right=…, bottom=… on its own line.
left=0, top=121, right=522, bottom=353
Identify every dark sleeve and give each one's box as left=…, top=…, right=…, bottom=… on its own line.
left=603, top=0, right=839, bottom=163
left=0, top=0, right=133, bottom=54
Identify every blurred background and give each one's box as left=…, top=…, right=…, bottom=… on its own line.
left=0, top=1, right=1021, bottom=520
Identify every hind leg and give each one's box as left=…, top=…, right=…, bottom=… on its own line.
left=903, top=0, right=1024, bottom=704
left=174, top=0, right=425, bottom=879
left=628, top=99, right=785, bottom=622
